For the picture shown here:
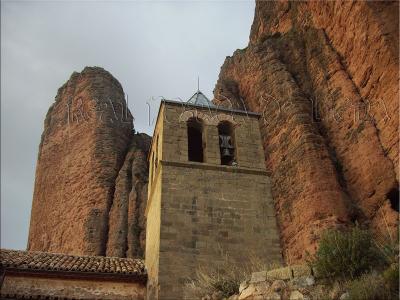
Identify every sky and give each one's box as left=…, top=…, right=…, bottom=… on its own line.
left=1, top=0, right=255, bottom=250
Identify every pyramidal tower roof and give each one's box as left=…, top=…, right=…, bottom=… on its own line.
left=187, top=90, right=215, bottom=107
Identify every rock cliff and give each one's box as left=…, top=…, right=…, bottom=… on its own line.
left=106, top=134, right=150, bottom=258
left=28, top=67, right=150, bottom=257
left=214, top=0, right=399, bottom=262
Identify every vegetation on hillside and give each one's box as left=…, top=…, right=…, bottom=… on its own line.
left=310, top=225, right=399, bottom=300
left=189, top=225, right=399, bottom=299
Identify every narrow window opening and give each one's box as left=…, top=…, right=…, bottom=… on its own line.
left=187, top=118, right=204, bottom=162
left=387, top=187, right=399, bottom=212
left=218, top=121, right=236, bottom=166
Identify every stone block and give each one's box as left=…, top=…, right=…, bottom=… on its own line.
left=250, top=271, right=268, bottom=283
left=291, top=265, right=312, bottom=278
left=266, top=266, right=292, bottom=280
left=239, top=284, right=257, bottom=300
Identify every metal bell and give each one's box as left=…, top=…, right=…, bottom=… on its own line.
left=219, top=135, right=234, bottom=149
left=222, top=148, right=231, bottom=157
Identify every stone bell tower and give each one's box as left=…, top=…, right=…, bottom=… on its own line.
left=145, top=91, right=282, bottom=299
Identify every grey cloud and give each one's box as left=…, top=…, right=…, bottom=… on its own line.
left=0, top=0, right=255, bottom=249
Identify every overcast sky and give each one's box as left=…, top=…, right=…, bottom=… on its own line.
left=1, top=1, right=255, bottom=250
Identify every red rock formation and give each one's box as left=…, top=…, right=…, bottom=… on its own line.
left=214, top=0, right=399, bottom=262
left=28, top=67, right=150, bottom=257
left=106, top=134, right=151, bottom=258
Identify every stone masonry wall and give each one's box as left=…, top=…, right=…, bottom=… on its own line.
left=159, top=163, right=281, bottom=300
left=1, top=274, right=146, bottom=300
left=161, top=103, right=266, bottom=169
left=145, top=105, right=165, bottom=300
left=145, top=102, right=282, bottom=299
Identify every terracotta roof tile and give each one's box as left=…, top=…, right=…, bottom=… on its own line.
left=0, top=249, right=146, bottom=277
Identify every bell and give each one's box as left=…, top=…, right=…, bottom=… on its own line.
left=222, top=148, right=231, bottom=157
left=219, top=135, right=234, bottom=149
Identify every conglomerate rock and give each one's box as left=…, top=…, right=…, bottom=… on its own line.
left=27, top=67, right=150, bottom=257
left=214, top=0, right=399, bottom=262
left=106, top=133, right=151, bottom=258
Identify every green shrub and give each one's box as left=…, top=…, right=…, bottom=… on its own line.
left=382, top=263, right=399, bottom=294
left=347, top=272, right=393, bottom=300
left=375, top=238, right=399, bottom=266
left=312, top=226, right=385, bottom=279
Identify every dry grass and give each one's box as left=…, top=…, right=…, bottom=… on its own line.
left=185, top=249, right=280, bottom=298
left=346, top=271, right=397, bottom=300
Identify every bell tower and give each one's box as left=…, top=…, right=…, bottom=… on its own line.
left=145, top=91, right=282, bottom=299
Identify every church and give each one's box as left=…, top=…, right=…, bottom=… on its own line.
left=145, top=91, right=282, bottom=299
left=0, top=91, right=282, bottom=300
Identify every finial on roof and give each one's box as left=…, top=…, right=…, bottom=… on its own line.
left=197, top=76, right=200, bottom=92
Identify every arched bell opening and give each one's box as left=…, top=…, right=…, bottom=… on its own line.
left=187, top=118, right=204, bottom=163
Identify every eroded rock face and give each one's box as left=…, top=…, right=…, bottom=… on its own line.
left=214, top=0, right=399, bottom=262
left=106, top=133, right=151, bottom=258
left=28, top=67, right=150, bottom=257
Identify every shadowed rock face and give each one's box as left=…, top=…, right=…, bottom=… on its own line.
left=214, top=0, right=399, bottom=263
left=28, top=67, right=150, bottom=257
left=106, top=134, right=151, bottom=258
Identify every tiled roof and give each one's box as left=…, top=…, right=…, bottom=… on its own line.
left=0, top=249, right=146, bottom=278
